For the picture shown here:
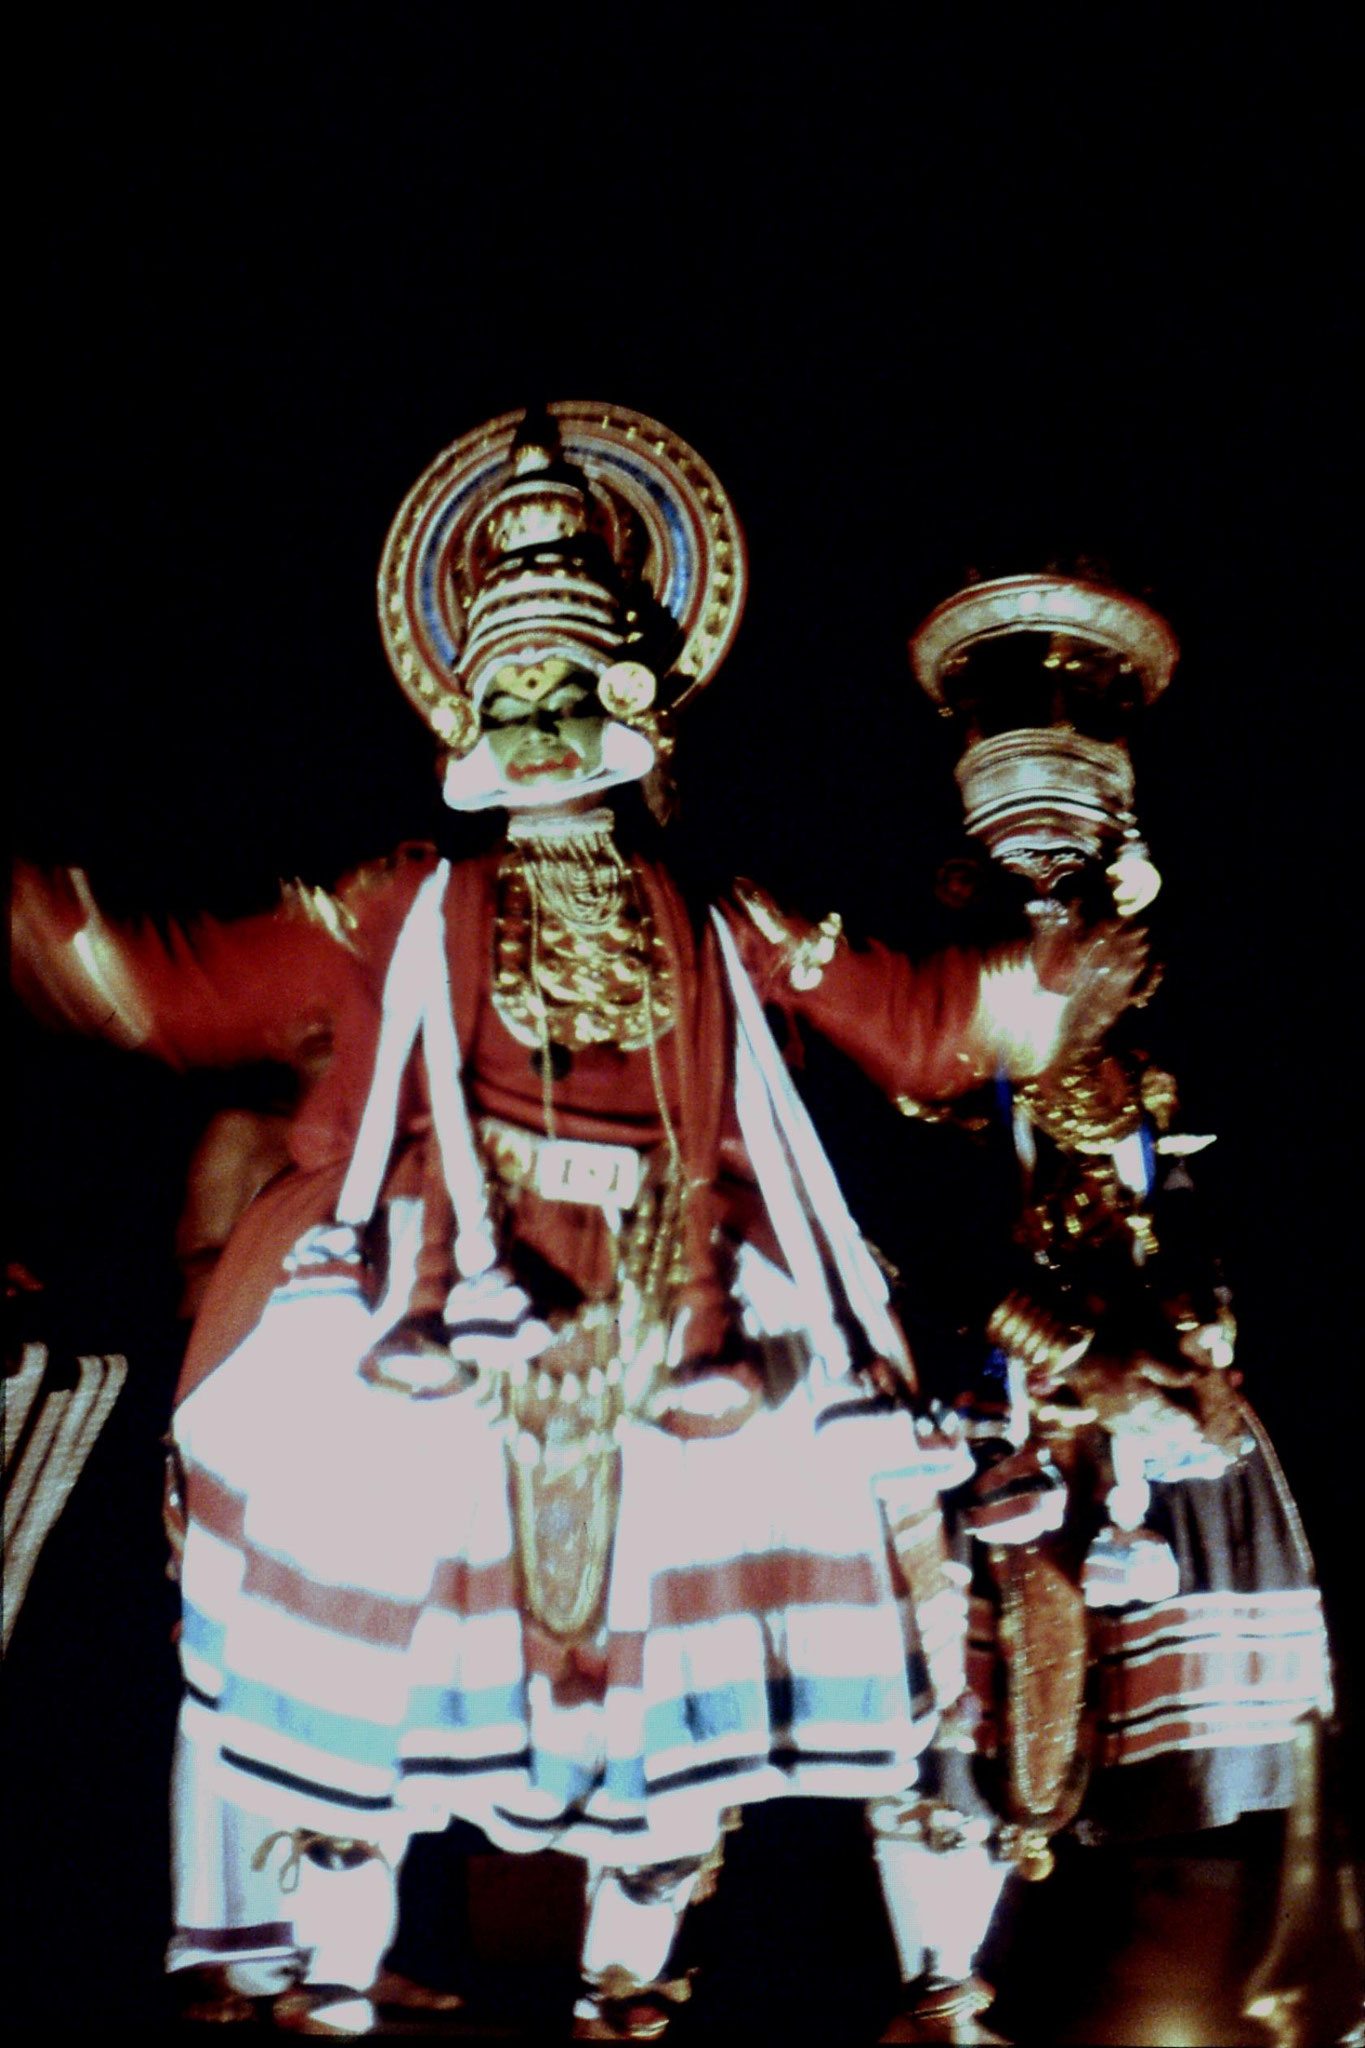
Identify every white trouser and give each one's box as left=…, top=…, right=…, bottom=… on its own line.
left=252, top=1840, right=400, bottom=2035
left=870, top=1834, right=1008, bottom=1984
left=280, top=1846, right=700, bottom=2005
left=579, top=1859, right=703, bottom=1991
left=169, top=1710, right=404, bottom=1999
left=168, top=1721, right=299, bottom=1993
left=288, top=1849, right=398, bottom=1992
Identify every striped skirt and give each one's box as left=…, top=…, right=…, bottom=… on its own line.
left=963, top=1430, right=1332, bottom=1843
left=1081, top=1431, right=1332, bottom=1838
left=169, top=1286, right=944, bottom=1959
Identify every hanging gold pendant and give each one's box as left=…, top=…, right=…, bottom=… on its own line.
left=505, top=1306, right=624, bottom=1640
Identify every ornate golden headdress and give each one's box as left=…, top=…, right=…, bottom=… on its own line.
left=911, top=573, right=1178, bottom=710
left=377, top=402, right=747, bottom=786
left=910, top=574, right=1178, bottom=886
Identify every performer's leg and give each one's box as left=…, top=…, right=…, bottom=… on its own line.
left=167, top=1714, right=301, bottom=2014
left=573, top=1856, right=706, bottom=2041
left=868, top=1799, right=1010, bottom=2045
left=270, top=1838, right=399, bottom=2037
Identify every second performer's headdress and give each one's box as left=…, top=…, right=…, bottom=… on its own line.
left=911, top=573, right=1179, bottom=908
left=377, top=402, right=747, bottom=811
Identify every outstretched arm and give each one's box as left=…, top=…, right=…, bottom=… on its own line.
left=725, top=880, right=1147, bottom=1107
left=10, top=858, right=367, bottom=1071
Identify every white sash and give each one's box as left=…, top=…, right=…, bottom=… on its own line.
left=335, top=862, right=495, bottom=1278
left=712, top=909, right=909, bottom=1374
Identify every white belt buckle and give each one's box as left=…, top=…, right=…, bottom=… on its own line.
left=535, top=1139, right=642, bottom=1209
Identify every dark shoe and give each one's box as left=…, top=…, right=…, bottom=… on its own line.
left=571, top=1971, right=693, bottom=2040
left=176, top=1965, right=258, bottom=2023
left=370, top=1965, right=465, bottom=2013
left=272, top=1984, right=376, bottom=2036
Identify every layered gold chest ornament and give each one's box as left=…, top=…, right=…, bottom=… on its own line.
left=492, top=810, right=675, bottom=1055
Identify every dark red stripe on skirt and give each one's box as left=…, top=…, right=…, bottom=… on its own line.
left=1100, top=1642, right=1322, bottom=1724
left=1096, top=1595, right=1321, bottom=1659
left=428, top=1555, right=520, bottom=1615
left=240, top=1549, right=424, bottom=1648
left=185, top=1465, right=247, bottom=1543
left=186, top=1509, right=888, bottom=1655
left=1100, top=1706, right=1308, bottom=1765
left=186, top=1484, right=522, bottom=1645
left=650, top=1550, right=880, bottom=1626
left=607, top=1631, right=646, bottom=1686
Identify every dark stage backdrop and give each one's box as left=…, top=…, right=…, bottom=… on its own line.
left=9, top=7, right=1359, bottom=2005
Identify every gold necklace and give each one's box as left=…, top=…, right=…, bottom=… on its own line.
left=492, top=812, right=676, bottom=1056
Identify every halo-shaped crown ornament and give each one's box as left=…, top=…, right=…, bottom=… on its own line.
left=377, top=401, right=747, bottom=757
left=911, top=573, right=1179, bottom=706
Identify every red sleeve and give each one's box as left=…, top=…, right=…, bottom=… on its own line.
left=117, top=904, right=365, bottom=1068
left=724, top=899, right=990, bottom=1105
left=10, top=859, right=369, bottom=1071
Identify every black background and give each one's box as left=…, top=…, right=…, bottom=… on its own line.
left=8, top=6, right=1360, bottom=2029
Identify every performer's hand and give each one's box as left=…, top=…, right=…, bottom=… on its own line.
left=1071, top=1346, right=1250, bottom=1465
left=1175, top=1317, right=1237, bottom=1372
left=1035, top=918, right=1151, bottom=1062
left=727, top=880, right=842, bottom=996
left=1070, top=1347, right=1209, bottom=1449
left=443, top=1267, right=553, bottom=1374
left=1105, top=847, right=1163, bottom=918
left=649, top=1327, right=765, bottom=1439
left=650, top=1366, right=764, bottom=1438
left=1139, top=1350, right=1250, bottom=1462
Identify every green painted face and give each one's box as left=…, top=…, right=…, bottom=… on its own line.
left=481, top=660, right=609, bottom=789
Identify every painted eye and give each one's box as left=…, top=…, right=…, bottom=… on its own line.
left=543, top=684, right=590, bottom=714
left=484, top=695, right=536, bottom=723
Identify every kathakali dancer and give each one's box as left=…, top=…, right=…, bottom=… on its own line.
left=734, top=573, right=1337, bottom=2037
left=11, top=411, right=1138, bottom=2043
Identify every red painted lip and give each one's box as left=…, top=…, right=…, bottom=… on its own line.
left=506, top=749, right=584, bottom=782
